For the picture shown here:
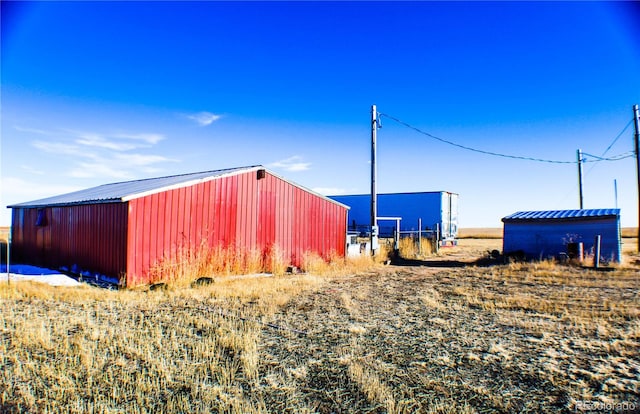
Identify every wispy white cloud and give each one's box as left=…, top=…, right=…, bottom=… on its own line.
left=186, top=111, right=222, bottom=126
left=75, top=133, right=140, bottom=151
left=32, top=140, right=89, bottom=157
left=70, top=130, right=165, bottom=150
left=13, top=126, right=53, bottom=135
left=29, top=128, right=175, bottom=179
left=113, top=133, right=165, bottom=144
left=269, top=156, right=311, bottom=172
left=63, top=152, right=176, bottom=179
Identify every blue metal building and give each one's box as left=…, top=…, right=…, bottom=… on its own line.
left=329, top=191, right=458, bottom=241
left=502, top=209, right=621, bottom=262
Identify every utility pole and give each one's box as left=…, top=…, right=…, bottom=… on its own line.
left=6, top=229, right=10, bottom=285
left=577, top=149, right=584, bottom=209
left=371, top=104, right=379, bottom=255
left=633, top=104, right=640, bottom=252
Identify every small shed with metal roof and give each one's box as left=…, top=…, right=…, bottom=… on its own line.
left=8, top=165, right=349, bottom=286
left=501, top=209, right=621, bottom=262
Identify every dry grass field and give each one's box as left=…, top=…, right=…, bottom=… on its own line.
left=1, top=232, right=639, bottom=413
left=457, top=228, right=504, bottom=239
left=0, top=227, right=9, bottom=263
left=0, top=227, right=8, bottom=242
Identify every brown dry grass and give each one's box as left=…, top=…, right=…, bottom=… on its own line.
left=0, top=227, right=8, bottom=264
left=458, top=227, right=503, bottom=239
left=0, top=227, right=8, bottom=243
left=621, top=227, right=638, bottom=239
left=148, top=243, right=290, bottom=285
left=1, top=240, right=639, bottom=413
left=147, top=242, right=393, bottom=286
left=397, top=236, right=436, bottom=258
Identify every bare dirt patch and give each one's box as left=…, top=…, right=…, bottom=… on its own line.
left=259, top=257, right=639, bottom=413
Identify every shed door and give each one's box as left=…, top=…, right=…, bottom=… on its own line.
left=449, top=194, right=458, bottom=238
left=441, top=193, right=451, bottom=240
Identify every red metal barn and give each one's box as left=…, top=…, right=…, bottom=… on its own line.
left=9, top=166, right=348, bottom=286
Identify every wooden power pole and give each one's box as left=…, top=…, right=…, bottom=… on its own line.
left=633, top=104, right=640, bottom=252
left=577, top=149, right=584, bottom=209
left=371, top=104, right=379, bottom=255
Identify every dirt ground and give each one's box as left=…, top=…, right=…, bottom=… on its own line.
left=257, top=240, right=639, bottom=413
left=1, top=235, right=638, bottom=413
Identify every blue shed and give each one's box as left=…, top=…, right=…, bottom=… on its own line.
left=501, top=209, right=621, bottom=262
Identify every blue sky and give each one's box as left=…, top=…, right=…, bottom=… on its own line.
left=2, top=1, right=639, bottom=228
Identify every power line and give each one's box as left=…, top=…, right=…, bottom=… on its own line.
left=583, top=151, right=634, bottom=162
left=601, top=119, right=633, bottom=157
left=378, top=112, right=634, bottom=164
left=584, top=119, right=634, bottom=177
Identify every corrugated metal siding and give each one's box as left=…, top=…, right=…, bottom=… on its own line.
left=503, top=216, right=621, bottom=262
left=126, top=170, right=347, bottom=285
left=329, top=192, right=458, bottom=237
left=503, top=209, right=620, bottom=221
left=9, top=166, right=346, bottom=286
left=11, top=204, right=128, bottom=277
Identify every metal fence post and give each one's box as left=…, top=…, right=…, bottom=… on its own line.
left=418, top=218, right=422, bottom=255
left=594, top=235, right=601, bottom=269
left=6, top=228, right=10, bottom=285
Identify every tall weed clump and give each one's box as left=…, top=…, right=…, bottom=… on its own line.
left=265, top=244, right=287, bottom=276
left=149, top=242, right=278, bottom=286
left=398, top=236, right=435, bottom=259
left=148, top=242, right=376, bottom=285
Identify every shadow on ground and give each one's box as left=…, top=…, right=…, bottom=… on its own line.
left=391, top=255, right=501, bottom=268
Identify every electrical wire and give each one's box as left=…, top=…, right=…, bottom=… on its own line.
left=378, top=112, right=635, bottom=164
left=584, top=119, right=635, bottom=177
left=583, top=151, right=634, bottom=161
left=600, top=119, right=633, bottom=157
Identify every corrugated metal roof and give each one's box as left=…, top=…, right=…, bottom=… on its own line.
left=330, top=191, right=458, bottom=197
left=502, top=209, right=620, bottom=222
left=8, top=166, right=261, bottom=208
